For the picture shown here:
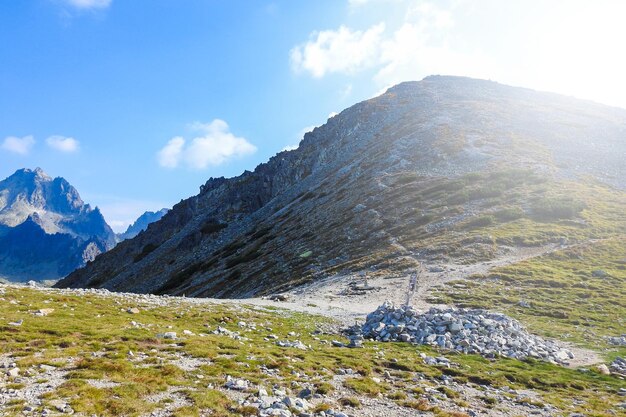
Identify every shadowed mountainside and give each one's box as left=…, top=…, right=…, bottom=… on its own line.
left=56, top=76, right=626, bottom=297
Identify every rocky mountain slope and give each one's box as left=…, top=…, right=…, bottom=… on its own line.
left=117, top=208, right=169, bottom=241
left=56, top=76, right=626, bottom=297
left=0, top=168, right=116, bottom=282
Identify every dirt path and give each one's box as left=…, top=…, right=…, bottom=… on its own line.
left=221, top=243, right=566, bottom=325
left=208, top=242, right=603, bottom=367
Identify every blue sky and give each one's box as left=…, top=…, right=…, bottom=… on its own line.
left=2, top=0, right=625, bottom=231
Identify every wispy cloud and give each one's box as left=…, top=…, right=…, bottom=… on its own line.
left=46, top=135, right=79, bottom=153
left=1, top=135, right=35, bottom=155
left=157, top=119, right=257, bottom=170
left=290, top=24, right=385, bottom=78
left=157, top=137, right=185, bottom=169
left=62, top=0, right=112, bottom=9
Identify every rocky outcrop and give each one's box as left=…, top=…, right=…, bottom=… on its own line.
left=0, top=168, right=116, bottom=282
left=56, top=76, right=626, bottom=297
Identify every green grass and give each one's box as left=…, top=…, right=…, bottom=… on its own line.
left=0, top=284, right=624, bottom=416
left=430, top=236, right=626, bottom=351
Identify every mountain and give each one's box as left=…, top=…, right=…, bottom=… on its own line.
left=118, top=209, right=169, bottom=241
left=56, top=76, right=626, bottom=297
left=0, top=168, right=116, bottom=282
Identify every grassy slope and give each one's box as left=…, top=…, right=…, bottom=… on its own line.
left=430, top=237, right=626, bottom=352
left=0, top=286, right=624, bottom=417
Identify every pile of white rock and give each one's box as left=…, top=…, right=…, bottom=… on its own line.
left=361, top=302, right=574, bottom=365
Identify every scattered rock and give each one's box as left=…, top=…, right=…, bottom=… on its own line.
left=298, top=388, right=313, bottom=399
left=276, top=340, right=308, bottom=350
left=609, top=357, right=626, bottom=377
left=34, top=308, right=55, bottom=316
left=225, top=376, right=249, bottom=391
left=127, top=307, right=140, bottom=314
left=608, top=335, right=626, bottom=346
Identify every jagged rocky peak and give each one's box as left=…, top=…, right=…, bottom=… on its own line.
left=118, top=208, right=169, bottom=241
left=56, top=76, right=626, bottom=298
left=0, top=167, right=87, bottom=223
left=0, top=168, right=116, bottom=282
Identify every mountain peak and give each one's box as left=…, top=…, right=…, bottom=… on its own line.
left=57, top=77, right=626, bottom=297
left=118, top=208, right=169, bottom=241
left=12, top=167, right=51, bottom=179
left=0, top=168, right=116, bottom=282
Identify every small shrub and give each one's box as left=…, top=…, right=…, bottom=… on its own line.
left=387, top=391, right=407, bottom=400
left=437, top=386, right=460, bottom=399
left=401, top=399, right=433, bottom=411
left=339, top=397, right=361, bottom=407
left=464, top=215, right=495, bottom=229
left=313, top=403, right=332, bottom=413
left=133, top=243, right=159, bottom=263
left=495, top=206, right=524, bottom=221
left=532, top=197, right=585, bottom=220
left=481, top=396, right=497, bottom=406
left=314, top=382, right=334, bottom=395
left=201, top=221, right=228, bottom=235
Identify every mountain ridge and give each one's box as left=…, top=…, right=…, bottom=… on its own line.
left=56, top=75, right=626, bottom=297
left=118, top=209, right=169, bottom=241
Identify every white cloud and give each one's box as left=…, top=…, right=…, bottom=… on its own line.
left=299, top=125, right=316, bottom=136
left=291, top=1, right=491, bottom=89
left=328, top=112, right=338, bottom=119
left=46, top=135, right=79, bottom=153
left=157, top=120, right=256, bottom=170
left=290, top=23, right=385, bottom=77
left=157, top=136, right=185, bottom=169
left=348, top=0, right=404, bottom=6
left=1, top=136, right=35, bottom=155
left=63, top=0, right=112, bottom=9
left=293, top=1, right=626, bottom=109
left=281, top=144, right=299, bottom=152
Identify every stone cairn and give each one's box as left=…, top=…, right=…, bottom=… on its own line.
left=360, top=301, right=574, bottom=365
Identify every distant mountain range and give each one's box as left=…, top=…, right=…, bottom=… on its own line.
left=118, top=209, right=169, bottom=241
left=56, top=76, right=626, bottom=297
left=0, top=168, right=167, bottom=282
